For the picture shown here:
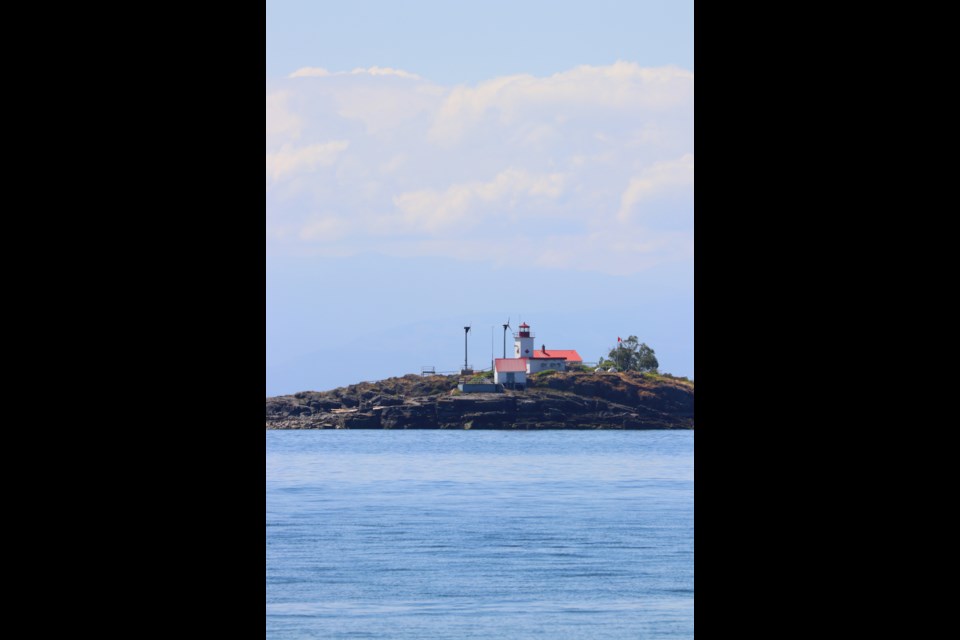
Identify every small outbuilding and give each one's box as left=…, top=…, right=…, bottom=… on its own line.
left=494, top=357, right=528, bottom=388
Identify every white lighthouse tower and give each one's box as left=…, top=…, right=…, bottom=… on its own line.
left=514, top=322, right=535, bottom=358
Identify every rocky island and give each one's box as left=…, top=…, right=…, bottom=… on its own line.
left=265, top=370, right=693, bottom=430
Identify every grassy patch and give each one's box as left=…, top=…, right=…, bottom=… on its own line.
left=646, top=371, right=694, bottom=387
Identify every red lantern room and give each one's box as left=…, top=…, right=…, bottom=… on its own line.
left=513, top=322, right=535, bottom=358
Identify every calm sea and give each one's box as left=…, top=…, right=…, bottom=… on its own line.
left=266, top=430, right=694, bottom=639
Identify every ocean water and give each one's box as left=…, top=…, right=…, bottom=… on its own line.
left=266, top=431, right=694, bottom=639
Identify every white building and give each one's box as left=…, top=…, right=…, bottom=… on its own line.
left=494, top=322, right=583, bottom=387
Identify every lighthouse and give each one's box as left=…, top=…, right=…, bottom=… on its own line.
left=495, top=320, right=584, bottom=388
left=514, top=322, right=535, bottom=358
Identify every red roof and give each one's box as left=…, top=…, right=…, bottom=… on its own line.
left=494, top=358, right=528, bottom=372
left=531, top=349, right=582, bottom=362
left=519, top=322, right=530, bottom=328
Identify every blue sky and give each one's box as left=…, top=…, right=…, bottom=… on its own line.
left=267, top=1, right=693, bottom=84
left=266, top=0, right=694, bottom=395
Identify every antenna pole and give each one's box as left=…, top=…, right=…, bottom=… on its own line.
left=464, top=326, right=470, bottom=371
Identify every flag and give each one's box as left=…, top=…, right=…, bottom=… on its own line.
left=617, top=337, right=621, bottom=342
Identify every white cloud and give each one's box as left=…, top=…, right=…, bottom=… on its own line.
left=353, top=66, right=422, bottom=80
left=266, top=91, right=302, bottom=142
left=265, top=140, right=350, bottom=185
left=298, top=215, right=351, bottom=241
left=290, top=66, right=422, bottom=80
left=380, top=154, right=407, bottom=174
left=265, top=62, right=693, bottom=275
left=618, top=154, right=695, bottom=221
left=428, top=62, right=693, bottom=145
left=289, top=67, right=333, bottom=78
left=333, top=82, right=444, bottom=134
left=392, top=169, right=565, bottom=232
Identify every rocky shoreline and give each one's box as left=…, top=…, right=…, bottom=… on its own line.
left=266, top=371, right=693, bottom=430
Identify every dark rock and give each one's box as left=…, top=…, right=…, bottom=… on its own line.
left=266, top=371, right=693, bottom=430
left=379, top=404, right=437, bottom=429
left=337, top=412, right=381, bottom=429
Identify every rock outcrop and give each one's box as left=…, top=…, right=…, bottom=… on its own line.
left=266, top=371, right=693, bottom=430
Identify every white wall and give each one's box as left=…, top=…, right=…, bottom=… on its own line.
left=514, top=336, right=535, bottom=358
left=527, top=359, right=566, bottom=374
left=494, top=369, right=527, bottom=385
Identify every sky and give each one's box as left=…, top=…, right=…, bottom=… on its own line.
left=266, top=0, right=694, bottom=396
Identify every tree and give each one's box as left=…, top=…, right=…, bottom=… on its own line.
left=608, top=336, right=659, bottom=372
